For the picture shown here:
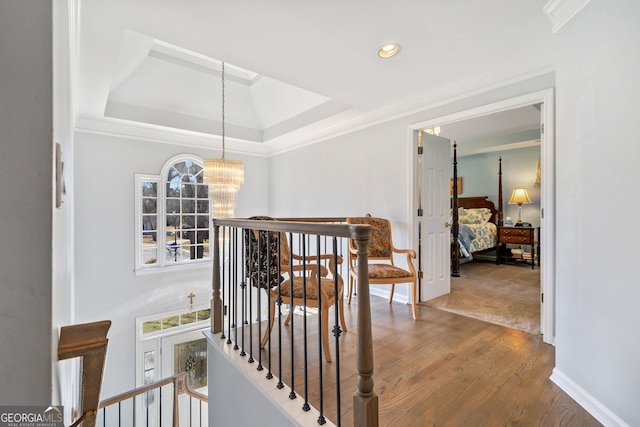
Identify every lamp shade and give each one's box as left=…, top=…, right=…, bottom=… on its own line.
left=508, top=187, right=531, bottom=205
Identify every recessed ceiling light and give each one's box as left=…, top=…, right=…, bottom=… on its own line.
left=378, top=43, right=401, bottom=59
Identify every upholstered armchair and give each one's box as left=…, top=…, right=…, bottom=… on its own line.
left=346, top=216, right=418, bottom=320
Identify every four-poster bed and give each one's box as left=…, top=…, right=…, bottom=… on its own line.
left=450, top=144, right=504, bottom=277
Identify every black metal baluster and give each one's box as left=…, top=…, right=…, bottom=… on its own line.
left=266, top=229, right=273, bottom=380
left=233, top=228, right=239, bottom=350
left=240, top=226, right=247, bottom=357
left=248, top=226, right=254, bottom=364
left=333, top=236, right=342, bottom=427
left=145, top=392, right=149, bottom=427
left=316, top=236, right=326, bottom=425
left=302, top=235, right=310, bottom=412
left=288, top=232, right=297, bottom=401
left=256, top=227, right=263, bottom=371
left=276, top=231, right=284, bottom=390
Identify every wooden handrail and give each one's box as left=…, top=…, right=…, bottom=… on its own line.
left=58, top=320, right=111, bottom=427
left=210, top=218, right=379, bottom=426
left=98, top=372, right=208, bottom=408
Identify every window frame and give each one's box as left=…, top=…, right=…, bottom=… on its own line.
left=135, top=154, right=211, bottom=273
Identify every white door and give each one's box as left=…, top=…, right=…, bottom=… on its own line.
left=161, top=329, right=208, bottom=426
left=420, top=133, right=452, bottom=300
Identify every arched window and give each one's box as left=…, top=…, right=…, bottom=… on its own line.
left=135, top=155, right=210, bottom=271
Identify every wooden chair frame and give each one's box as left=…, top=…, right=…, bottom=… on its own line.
left=347, top=217, right=418, bottom=320
left=251, top=229, right=346, bottom=362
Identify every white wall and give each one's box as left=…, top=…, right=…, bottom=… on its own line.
left=0, top=1, right=53, bottom=405
left=269, top=74, right=554, bottom=302
left=552, top=1, right=640, bottom=425
left=73, top=132, right=268, bottom=397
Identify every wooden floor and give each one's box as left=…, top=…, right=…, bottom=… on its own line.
left=229, top=295, right=601, bottom=426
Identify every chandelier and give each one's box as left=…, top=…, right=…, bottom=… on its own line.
left=203, top=62, right=244, bottom=218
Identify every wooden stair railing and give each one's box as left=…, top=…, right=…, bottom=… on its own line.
left=58, top=320, right=112, bottom=427
left=211, top=218, right=379, bottom=427
left=98, top=372, right=208, bottom=427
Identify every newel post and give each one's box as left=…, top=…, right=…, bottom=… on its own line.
left=352, top=225, right=379, bottom=427
left=211, top=222, right=223, bottom=334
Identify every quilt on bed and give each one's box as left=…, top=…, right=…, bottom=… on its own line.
left=454, top=207, right=498, bottom=261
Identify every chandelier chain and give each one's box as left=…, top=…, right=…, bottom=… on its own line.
left=221, top=61, right=226, bottom=159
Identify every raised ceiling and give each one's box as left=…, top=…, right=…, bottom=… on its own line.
left=76, top=0, right=555, bottom=154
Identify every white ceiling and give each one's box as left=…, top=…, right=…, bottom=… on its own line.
left=76, top=0, right=554, bottom=153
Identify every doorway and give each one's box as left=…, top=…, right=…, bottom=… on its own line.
left=409, top=89, right=555, bottom=344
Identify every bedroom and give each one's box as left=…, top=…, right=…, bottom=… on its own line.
left=420, top=105, right=542, bottom=334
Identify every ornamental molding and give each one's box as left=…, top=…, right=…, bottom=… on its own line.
left=543, top=0, right=592, bottom=33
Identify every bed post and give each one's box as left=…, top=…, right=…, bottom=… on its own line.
left=451, top=143, right=460, bottom=277
left=497, top=157, right=504, bottom=226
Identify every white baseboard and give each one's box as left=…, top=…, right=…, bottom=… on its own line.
left=368, top=285, right=409, bottom=305
left=550, top=368, right=630, bottom=427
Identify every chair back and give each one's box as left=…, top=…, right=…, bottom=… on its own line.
left=347, top=217, right=392, bottom=258
left=245, top=216, right=289, bottom=288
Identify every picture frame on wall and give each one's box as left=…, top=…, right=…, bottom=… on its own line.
left=450, top=177, right=462, bottom=195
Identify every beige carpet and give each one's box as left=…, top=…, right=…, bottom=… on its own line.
left=423, top=261, right=541, bottom=335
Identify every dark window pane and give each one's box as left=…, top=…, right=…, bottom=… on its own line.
left=166, top=199, right=180, bottom=213
left=142, top=215, right=157, bottom=231
left=182, top=215, right=195, bottom=229
left=181, top=183, right=195, bottom=198
left=197, top=230, right=209, bottom=243
left=182, top=199, right=195, bottom=213
left=142, top=198, right=157, bottom=214
left=197, top=215, right=209, bottom=228
left=142, top=181, right=157, bottom=197
left=166, top=215, right=180, bottom=228
left=197, top=184, right=208, bottom=198
left=196, top=200, right=209, bottom=213
left=182, top=174, right=196, bottom=184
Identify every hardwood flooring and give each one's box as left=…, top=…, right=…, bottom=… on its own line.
left=229, top=295, right=601, bottom=426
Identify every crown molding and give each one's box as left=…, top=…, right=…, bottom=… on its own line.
left=75, top=66, right=554, bottom=158
left=543, top=0, right=592, bottom=33
left=75, top=116, right=269, bottom=157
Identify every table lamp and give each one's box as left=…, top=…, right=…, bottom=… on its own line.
left=508, top=187, right=531, bottom=226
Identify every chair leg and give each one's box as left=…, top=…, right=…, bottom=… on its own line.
left=284, top=310, right=293, bottom=326
left=260, top=301, right=276, bottom=349
left=389, top=284, right=395, bottom=303
left=321, top=307, right=332, bottom=362
left=411, top=280, right=418, bottom=320
left=338, top=291, right=347, bottom=332
left=348, top=275, right=355, bottom=304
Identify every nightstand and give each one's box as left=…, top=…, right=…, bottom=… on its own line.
left=496, top=226, right=537, bottom=269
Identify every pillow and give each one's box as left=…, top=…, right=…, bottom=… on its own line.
left=459, top=208, right=492, bottom=224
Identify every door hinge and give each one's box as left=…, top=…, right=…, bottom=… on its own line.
left=541, top=123, right=544, bottom=134
left=541, top=293, right=544, bottom=303
left=541, top=208, right=544, bottom=219
left=418, top=208, right=423, bottom=217
left=418, top=271, right=423, bottom=280
left=418, top=146, right=423, bottom=155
